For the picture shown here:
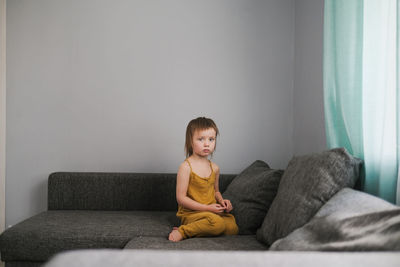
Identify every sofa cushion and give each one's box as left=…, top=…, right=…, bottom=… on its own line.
left=48, top=172, right=236, bottom=211
left=269, top=188, right=400, bottom=251
left=223, top=160, right=283, bottom=234
left=256, top=148, right=362, bottom=245
left=0, top=210, right=179, bottom=261
left=124, top=235, right=268, bottom=250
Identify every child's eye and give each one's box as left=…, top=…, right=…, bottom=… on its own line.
left=210, top=138, right=215, bottom=141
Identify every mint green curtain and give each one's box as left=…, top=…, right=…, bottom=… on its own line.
left=324, top=0, right=399, bottom=204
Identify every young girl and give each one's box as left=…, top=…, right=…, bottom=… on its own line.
left=168, top=117, right=239, bottom=242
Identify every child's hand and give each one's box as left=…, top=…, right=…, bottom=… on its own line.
left=221, top=199, right=233, bottom=213
left=208, top=204, right=225, bottom=214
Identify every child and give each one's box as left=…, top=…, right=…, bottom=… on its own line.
left=168, top=117, right=239, bottom=242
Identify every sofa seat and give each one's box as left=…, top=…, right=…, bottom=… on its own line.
left=0, top=210, right=179, bottom=262
left=124, top=235, right=268, bottom=250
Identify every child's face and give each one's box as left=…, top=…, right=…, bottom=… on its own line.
left=192, top=128, right=217, bottom=158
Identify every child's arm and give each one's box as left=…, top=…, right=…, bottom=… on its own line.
left=213, top=163, right=233, bottom=213
left=176, top=161, right=225, bottom=214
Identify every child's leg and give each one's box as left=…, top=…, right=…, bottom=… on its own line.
left=178, top=211, right=226, bottom=239
left=220, top=213, right=239, bottom=235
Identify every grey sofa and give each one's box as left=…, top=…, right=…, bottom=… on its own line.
left=1, top=148, right=400, bottom=267
left=0, top=172, right=267, bottom=267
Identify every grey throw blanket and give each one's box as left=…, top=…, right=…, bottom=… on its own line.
left=270, top=207, right=400, bottom=251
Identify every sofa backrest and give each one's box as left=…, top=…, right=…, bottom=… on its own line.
left=48, top=172, right=236, bottom=211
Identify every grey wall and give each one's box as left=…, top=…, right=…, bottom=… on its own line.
left=6, top=0, right=296, bottom=226
left=293, top=0, right=326, bottom=155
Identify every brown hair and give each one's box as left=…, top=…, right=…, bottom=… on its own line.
left=185, top=117, right=219, bottom=157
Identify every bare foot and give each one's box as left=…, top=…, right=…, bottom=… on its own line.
left=168, top=228, right=183, bottom=242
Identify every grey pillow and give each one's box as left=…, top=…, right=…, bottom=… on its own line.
left=223, top=160, right=283, bottom=235
left=269, top=188, right=399, bottom=251
left=256, top=148, right=362, bottom=245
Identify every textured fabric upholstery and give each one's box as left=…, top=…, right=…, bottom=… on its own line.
left=223, top=160, right=283, bottom=234
left=124, top=235, right=268, bottom=250
left=302, top=188, right=398, bottom=219
left=270, top=188, right=400, bottom=250
left=0, top=210, right=178, bottom=261
left=257, top=148, right=362, bottom=245
left=1, top=172, right=236, bottom=263
left=48, top=172, right=236, bottom=211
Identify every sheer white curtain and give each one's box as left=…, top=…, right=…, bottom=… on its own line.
left=324, top=0, right=399, bottom=204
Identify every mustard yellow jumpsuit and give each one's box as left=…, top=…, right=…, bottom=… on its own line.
left=176, top=159, right=239, bottom=239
